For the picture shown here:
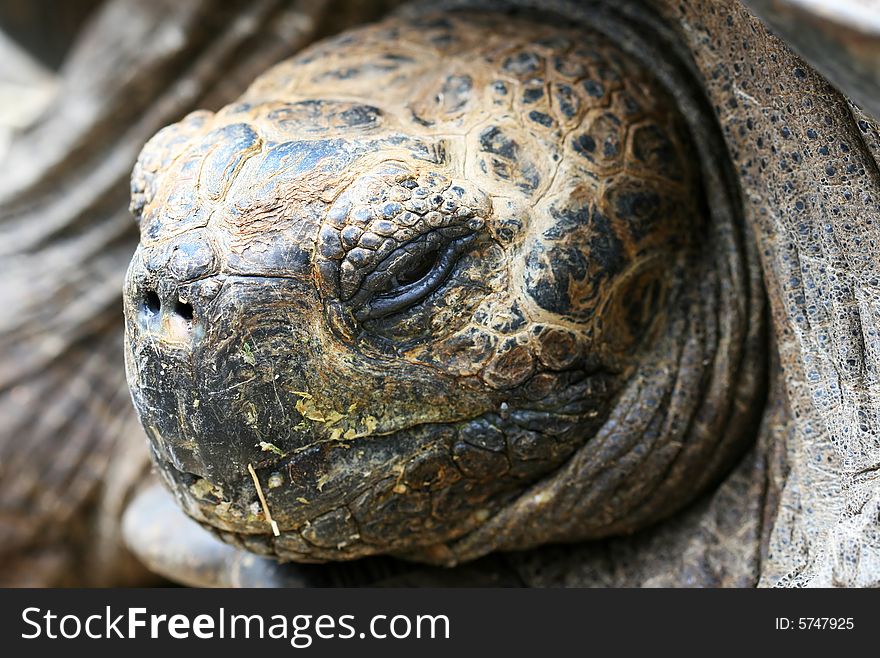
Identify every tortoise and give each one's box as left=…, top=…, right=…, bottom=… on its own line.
left=122, top=2, right=767, bottom=571
left=3, top=0, right=880, bottom=587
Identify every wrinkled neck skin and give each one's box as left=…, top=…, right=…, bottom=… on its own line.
left=123, top=2, right=765, bottom=566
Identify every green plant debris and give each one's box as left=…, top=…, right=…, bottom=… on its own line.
left=363, top=415, right=379, bottom=433
left=292, top=390, right=349, bottom=426
left=258, top=441, right=285, bottom=457
left=214, top=500, right=239, bottom=519
left=190, top=478, right=223, bottom=500
left=296, top=398, right=325, bottom=421
left=243, top=401, right=258, bottom=426
left=241, top=342, right=256, bottom=365
left=296, top=497, right=310, bottom=505
left=288, top=392, right=383, bottom=442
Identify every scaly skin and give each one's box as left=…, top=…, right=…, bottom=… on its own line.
left=124, top=10, right=765, bottom=565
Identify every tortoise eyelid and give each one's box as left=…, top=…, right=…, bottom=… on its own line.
left=354, top=234, right=476, bottom=321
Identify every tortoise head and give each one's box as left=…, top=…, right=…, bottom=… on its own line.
left=124, top=11, right=763, bottom=564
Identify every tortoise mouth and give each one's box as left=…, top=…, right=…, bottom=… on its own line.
left=139, top=372, right=614, bottom=564
left=145, top=418, right=508, bottom=562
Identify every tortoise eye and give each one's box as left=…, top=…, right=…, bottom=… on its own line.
left=394, top=247, right=441, bottom=286
left=354, top=234, right=475, bottom=321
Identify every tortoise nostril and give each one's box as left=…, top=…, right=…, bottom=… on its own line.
left=173, top=299, right=194, bottom=321
left=144, top=290, right=161, bottom=315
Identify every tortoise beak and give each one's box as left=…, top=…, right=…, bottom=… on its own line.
left=124, top=241, right=322, bottom=482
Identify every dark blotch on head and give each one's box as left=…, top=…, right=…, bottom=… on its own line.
left=502, top=51, right=542, bottom=76
left=198, top=123, right=261, bottom=201
left=632, top=124, right=682, bottom=180
left=480, top=126, right=519, bottom=160
left=522, top=86, right=544, bottom=104
left=572, top=134, right=596, bottom=157
left=524, top=242, right=586, bottom=316
left=337, top=105, right=381, bottom=128
left=582, top=79, right=605, bottom=98
left=524, top=205, right=625, bottom=317
left=554, top=84, right=579, bottom=120
left=439, top=74, right=473, bottom=113
left=528, top=111, right=554, bottom=127
left=608, top=183, right=663, bottom=242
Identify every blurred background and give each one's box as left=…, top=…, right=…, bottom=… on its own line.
left=0, top=2, right=98, bottom=163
